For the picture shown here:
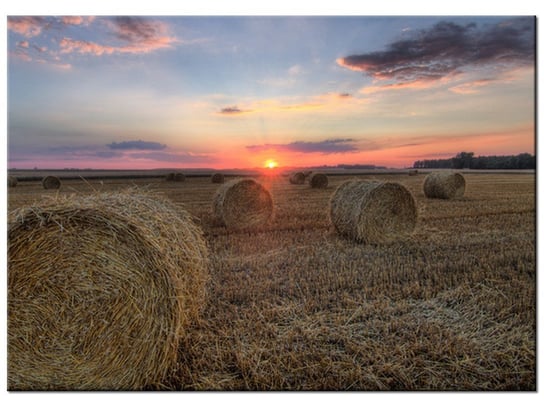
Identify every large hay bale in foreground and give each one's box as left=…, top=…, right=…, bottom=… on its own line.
left=42, top=175, right=61, bottom=190
left=289, top=172, right=305, bottom=185
left=8, top=175, right=18, bottom=187
left=309, top=173, right=328, bottom=188
left=213, top=178, right=273, bottom=230
left=330, top=180, right=417, bottom=244
left=211, top=173, right=225, bottom=184
left=423, top=171, right=465, bottom=199
left=8, top=190, right=208, bottom=390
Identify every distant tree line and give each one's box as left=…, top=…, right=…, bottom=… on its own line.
left=337, top=164, right=386, bottom=170
left=413, top=152, right=535, bottom=170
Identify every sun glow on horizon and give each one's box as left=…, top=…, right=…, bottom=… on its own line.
left=265, top=159, right=278, bottom=169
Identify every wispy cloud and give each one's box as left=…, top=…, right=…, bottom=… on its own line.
left=218, top=106, right=253, bottom=115
left=107, top=140, right=167, bottom=150
left=338, top=18, right=534, bottom=85
left=8, top=16, right=94, bottom=38
left=129, top=151, right=211, bottom=163
left=246, top=138, right=359, bottom=154
left=448, top=78, right=496, bottom=94
left=9, top=16, right=179, bottom=63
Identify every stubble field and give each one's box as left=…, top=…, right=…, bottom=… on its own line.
left=7, top=171, right=536, bottom=390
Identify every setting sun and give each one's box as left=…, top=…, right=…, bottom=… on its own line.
left=265, top=159, right=278, bottom=169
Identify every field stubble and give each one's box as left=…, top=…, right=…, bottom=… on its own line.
left=7, top=172, right=536, bottom=390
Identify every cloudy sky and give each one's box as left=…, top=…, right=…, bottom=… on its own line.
left=7, top=15, right=535, bottom=169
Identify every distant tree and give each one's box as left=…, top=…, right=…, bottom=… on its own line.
left=413, top=152, right=535, bottom=170
left=452, top=152, right=474, bottom=169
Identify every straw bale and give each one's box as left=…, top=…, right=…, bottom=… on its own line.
left=330, top=179, right=417, bottom=244
left=8, top=175, right=18, bottom=187
left=408, top=169, right=419, bottom=176
left=213, top=178, right=273, bottom=230
left=165, top=172, right=185, bottom=182
left=423, top=171, right=465, bottom=199
left=42, top=175, right=61, bottom=190
left=211, top=173, right=225, bottom=184
left=309, top=173, right=328, bottom=188
left=7, top=190, right=208, bottom=390
left=289, top=172, right=305, bottom=185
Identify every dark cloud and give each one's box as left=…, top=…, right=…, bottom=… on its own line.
left=46, top=145, right=124, bottom=158
left=107, top=140, right=167, bottom=150
left=246, top=138, right=359, bottom=154
left=129, top=151, right=210, bottom=163
left=219, top=106, right=251, bottom=115
left=112, top=17, right=165, bottom=42
left=338, top=17, right=535, bottom=83
left=338, top=93, right=352, bottom=98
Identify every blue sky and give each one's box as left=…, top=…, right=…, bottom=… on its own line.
left=6, top=14, right=536, bottom=169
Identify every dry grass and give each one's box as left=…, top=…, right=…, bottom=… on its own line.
left=424, top=171, right=465, bottom=199
left=6, top=172, right=536, bottom=390
left=330, top=179, right=417, bottom=244
left=7, top=189, right=208, bottom=390
left=212, top=178, right=274, bottom=230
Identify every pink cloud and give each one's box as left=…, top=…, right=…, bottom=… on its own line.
left=59, top=38, right=115, bottom=56
left=59, top=36, right=175, bottom=56
left=17, top=40, right=29, bottom=48
left=8, top=16, right=45, bottom=38
left=10, top=49, right=32, bottom=62
left=60, top=16, right=95, bottom=26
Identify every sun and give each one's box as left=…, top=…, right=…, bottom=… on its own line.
left=264, top=159, right=278, bottom=169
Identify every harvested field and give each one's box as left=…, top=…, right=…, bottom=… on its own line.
left=6, top=171, right=536, bottom=390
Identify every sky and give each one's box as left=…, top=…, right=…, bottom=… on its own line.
left=6, top=15, right=536, bottom=170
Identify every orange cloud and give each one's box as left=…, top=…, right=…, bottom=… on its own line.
left=448, top=79, right=495, bottom=95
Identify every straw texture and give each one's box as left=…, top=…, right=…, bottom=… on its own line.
left=213, top=178, right=273, bottom=230
left=423, top=172, right=465, bottom=199
left=330, top=180, right=417, bottom=244
left=8, top=190, right=208, bottom=390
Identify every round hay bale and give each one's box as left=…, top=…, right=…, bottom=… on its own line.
left=42, top=175, right=61, bottom=190
left=309, top=173, right=328, bottom=188
left=423, top=171, right=465, bottom=199
left=211, top=173, right=225, bottom=184
left=166, top=172, right=185, bottom=182
left=330, top=179, right=417, bottom=244
left=289, top=172, right=305, bottom=185
left=213, top=178, right=273, bottom=230
left=173, top=173, right=186, bottom=182
left=8, top=190, right=208, bottom=390
left=8, top=175, right=18, bottom=187
left=408, top=169, right=419, bottom=176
